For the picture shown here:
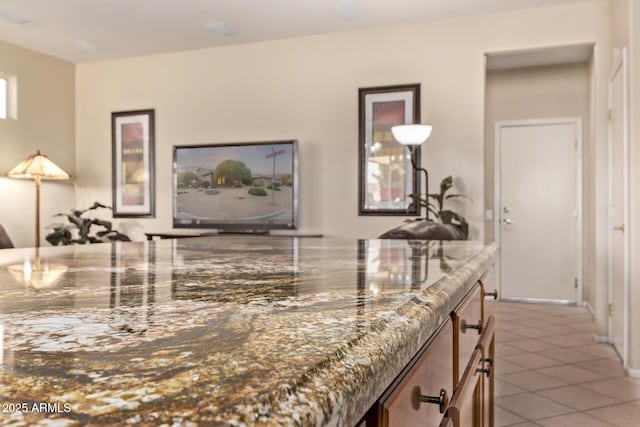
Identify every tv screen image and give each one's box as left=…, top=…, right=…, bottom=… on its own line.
left=173, top=140, right=298, bottom=231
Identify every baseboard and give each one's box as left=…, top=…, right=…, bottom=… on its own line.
left=627, top=367, right=640, bottom=379
left=501, top=297, right=576, bottom=306
left=593, top=334, right=609, bottom=343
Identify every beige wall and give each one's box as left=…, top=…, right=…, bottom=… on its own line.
left=484, top=62, right=593, bottom=304
left=611, top=0, right=630, bottom=57
left=0, top=40, right=75, bottom=248
left=75, top=1, right=610, bottom=243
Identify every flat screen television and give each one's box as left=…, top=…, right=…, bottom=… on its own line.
left=173, top=140, right=298, bottom=231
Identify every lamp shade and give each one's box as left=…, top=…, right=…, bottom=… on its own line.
left=7, top=258, right=68, bottom=289
left=391, top=124, right=433, bottom=145
left=6, top=150, right=71, bottom=180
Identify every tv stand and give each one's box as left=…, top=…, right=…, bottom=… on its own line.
left=145, top=231, right=324, bottom=241
left=217, top=229, right=270, bottom=235
left=145, top=231, right=217, bottom=241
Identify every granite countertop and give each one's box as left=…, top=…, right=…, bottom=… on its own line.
left=0, top=236, right=496, bottom=426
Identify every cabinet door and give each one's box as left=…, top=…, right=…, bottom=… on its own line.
left=382, top=322, right=454, bottom=427
left=439, top=416, right=454, bottom=427
left=453, top=284, right=482, bottom=385
left=448, top=348, right=483, bottom=427
left=478, top=316, right=496, bottom=427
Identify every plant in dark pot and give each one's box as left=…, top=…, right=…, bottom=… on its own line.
left=46, top=202, right=131, bottom=245
left=410, top=175, right=471, bottom=239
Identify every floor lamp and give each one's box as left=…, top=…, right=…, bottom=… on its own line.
left=6, top=150, right=71, bottom=288
left=391, top=124, right=433, bottom=220
left=6, top=150, right=71, bottom=248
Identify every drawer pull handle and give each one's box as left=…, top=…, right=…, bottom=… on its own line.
left=485, top=357, right=493, bottom=367
left=461, top=319, right=483, bottom=334
left=485, top=290, right=498, bottom=300
left=412, top=386, right=448, bottom=414
left=476, top=367, right=491, bottom=378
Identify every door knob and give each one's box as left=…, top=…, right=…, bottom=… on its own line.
left=412, top=386, right=448, bottom=414
left=476, top=367, right=491, bottom=378
left=485, top=290, right=498, bottom=300
left=613, top=224, right=625, bottom=232
left=461, top=319, right=483, bottom=334
left=503, top=218, right=515, bottom=225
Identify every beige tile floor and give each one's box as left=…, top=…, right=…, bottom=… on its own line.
left=494, top=301, right=640, bottom=427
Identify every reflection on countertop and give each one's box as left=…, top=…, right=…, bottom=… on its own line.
left=0, top=236, right=495, bottom=426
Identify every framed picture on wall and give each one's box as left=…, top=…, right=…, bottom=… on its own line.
left=111, top=109, right=155, bottom=218
left=358, top=84, right=420, bottom=216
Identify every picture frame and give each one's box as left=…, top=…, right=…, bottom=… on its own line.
left=111, top=109, right=155, bottom=218
left=358, top=84, right=420, bottom=216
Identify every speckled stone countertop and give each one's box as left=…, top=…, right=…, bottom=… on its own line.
left=0, top=236, right=496, bottom=426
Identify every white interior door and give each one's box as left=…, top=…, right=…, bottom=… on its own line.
left=608, top=51, right=628, bottom=361
left=497, top=120, right=580, bottom=302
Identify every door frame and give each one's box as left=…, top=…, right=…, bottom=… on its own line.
left=607, top=48, right=629, bottom=366
left=494, top=117, right=583, bottom=304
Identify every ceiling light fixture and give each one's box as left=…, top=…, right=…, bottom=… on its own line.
left=75, top=40, right=104, bottom=52
left=204, top=22, right=235, bottom=36
left=333, top=3, right=362, bottom=19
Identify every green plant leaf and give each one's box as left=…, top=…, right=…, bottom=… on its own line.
left=445, top=193, right=472, bottom=201
left=92, top=219, right=113, bottom=230
left=45, top=202, right=130, bottom=246
left=409, top=176, right=470, bottom=235
left=440, top=175, right=453, bottom=193
left=90, top=202, right=111, bottom=210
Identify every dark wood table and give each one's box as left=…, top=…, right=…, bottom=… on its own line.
left=145, top=231, right=324, bottom=240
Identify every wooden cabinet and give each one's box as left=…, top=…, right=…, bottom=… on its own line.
left=363, top=267, right=496, bottom=427
left=446, top=317, right=496, bottom=427
left=380, top=322, right=454, bottom=427
left=448, top=287, right=496, bottom=427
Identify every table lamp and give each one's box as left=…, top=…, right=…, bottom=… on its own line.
left=6, top=150, right=71, bottom=248
left=391, top=124, right=433, bottom=219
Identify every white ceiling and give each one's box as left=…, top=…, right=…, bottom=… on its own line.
left=0, top=0, right=585, bottom=63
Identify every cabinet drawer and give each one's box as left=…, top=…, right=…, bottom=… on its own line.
left=453, top=284, right=482, bottom=385
left=382, top=321, right=454, bottom=427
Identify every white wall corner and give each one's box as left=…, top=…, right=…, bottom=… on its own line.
left=585, top=277, right=607, bottom=346
left=583, top=301, right=596, bottom=318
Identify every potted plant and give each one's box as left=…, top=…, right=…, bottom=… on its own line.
left=46, top=202, right=131, bottom=245
left=410, top=175, right=471, bottom=239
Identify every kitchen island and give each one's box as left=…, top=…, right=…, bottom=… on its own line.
left=0, top=236, right=496, bottom=426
